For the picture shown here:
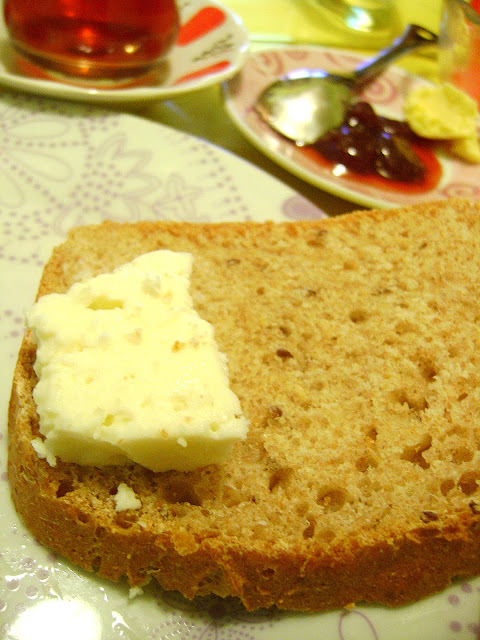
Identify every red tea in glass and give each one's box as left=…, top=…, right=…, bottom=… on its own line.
left=3, top=0, right=179, bottom=79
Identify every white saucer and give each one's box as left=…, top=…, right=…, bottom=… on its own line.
left=0, top=0, right=249, bottom=103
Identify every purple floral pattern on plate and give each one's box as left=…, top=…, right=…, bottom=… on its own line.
left=2, top=91, right=479, bottom=640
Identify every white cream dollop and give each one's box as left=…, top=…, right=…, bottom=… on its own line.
left=27, top=250, right=248, bottom=472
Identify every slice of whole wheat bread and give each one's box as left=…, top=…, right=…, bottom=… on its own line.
left=8, top=198, right=480, bottom=611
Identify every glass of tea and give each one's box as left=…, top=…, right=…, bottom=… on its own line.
left=3, top=0, right=180, bottom=80
left=439, top=0, right=480, bottom=106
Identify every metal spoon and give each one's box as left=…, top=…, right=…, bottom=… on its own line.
left=254, top=24, right=437, bottom=146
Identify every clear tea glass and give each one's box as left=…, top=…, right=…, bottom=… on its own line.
left=3, top=0, right=179, bottom=80
left=439, top=0, right=480, bottom=105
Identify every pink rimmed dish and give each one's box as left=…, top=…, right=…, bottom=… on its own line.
left=224, top=46, right=480, bottom=209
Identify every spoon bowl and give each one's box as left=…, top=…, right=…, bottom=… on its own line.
left=254, top=24, right=437, bottom=146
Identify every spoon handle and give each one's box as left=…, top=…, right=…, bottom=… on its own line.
left=352, top=24, right=437, bottom=88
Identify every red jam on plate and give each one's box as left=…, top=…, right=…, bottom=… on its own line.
left=301, top=102, right=442, bottom=193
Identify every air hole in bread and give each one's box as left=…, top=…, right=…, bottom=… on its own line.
left=452, top=447, right=474, bottom=464
left=395, top=320, right=416, bottom=335
left=198, top=568, right=225, bottom=589
left=222, top=482, right=251, bottom=508
left=400, top=434, right=432, bottom=469
left=449, top=345, right=459, bottom=358
left=420, top=510, right=439, bottom=523
left=306, top=228, right=328, bottom=247
left=469, top=500, right=480, bottom=515
left=276, top=348, right=293, bottom=359
left=261, top=567, right=275, bottom=579
left=349, top=309, right=368, bottom=323
left=448, top=424, right=468, bottom=438
left=77, top=511, right=90, bottom=524
left=440, top=478, right=455, bottom=496
left=418, top=360, right=437, bottom=382
left=256, top=286, right=265, bottom=295
left=457, top=392, right=468, bottom=402
left=296, top=501, right=310, bottom=518
left=393, top=388, right=428, bottom=412
left=317, top=528, right=335, bottom=543
left=311, top=379, right=325, bottom=392
left=252, top=522, right=269, bottom=539
left=301, top=330, right=314, bottom=342
left=268, top=406, right=283, bottom=419
left=458, top=471, right=480, bottom=495
left=316, top=487, right=348, bottom=512
left=167, top=505, right=188, bottom=517
left=373, top=286, right=392, bottom=296
left=279, top=325, right=291, bottom=336
left=162, top=479, right=201, bottom=506
left=91, top=556, right=101, bottom=572
left=269, top=466, right=294, bottom=492
left=303, top=517, right=316, bottom=539
left=355, top=453, right=378, bottom=472
left=115, top=514, right=135, bottom=529
left=56, top=478, right=74, bottom=498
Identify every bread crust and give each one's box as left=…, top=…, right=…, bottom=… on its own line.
left=8, top=199, right=480, bottom=611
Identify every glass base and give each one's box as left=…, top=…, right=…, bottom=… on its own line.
left=10, top=41, right=171, bottom=88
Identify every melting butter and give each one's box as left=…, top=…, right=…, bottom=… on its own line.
left=404, top=82, right=480, bottom=163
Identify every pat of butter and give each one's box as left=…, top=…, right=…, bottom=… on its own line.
left=27, top=250, right=248, bottom=472
left=404, top=83, right=480, bottom=163
left=448, top=134, right=480, bottom=164
left=404, top=83, right=478, bottom=139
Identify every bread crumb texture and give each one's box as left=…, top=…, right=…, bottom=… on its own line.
left=8, top=198, right=480, bottom=611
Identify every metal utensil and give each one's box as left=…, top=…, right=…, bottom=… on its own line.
left=254, top=24, right=437, bottom=146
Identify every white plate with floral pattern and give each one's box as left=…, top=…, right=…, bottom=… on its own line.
left=1, top=92, right=479, bottom=640
left=0, top=0, right=249, bottom=103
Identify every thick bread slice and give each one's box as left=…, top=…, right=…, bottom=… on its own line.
left=8, top=198, right=480, bottom=611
